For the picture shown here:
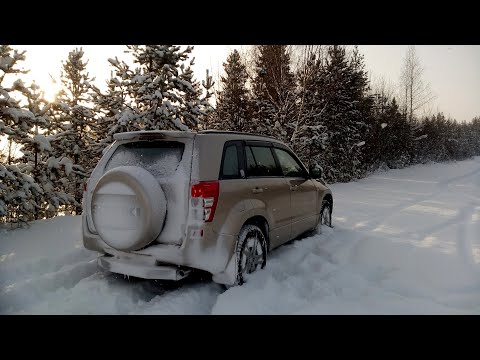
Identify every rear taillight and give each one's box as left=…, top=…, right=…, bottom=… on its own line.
left=191, top=181, right=219, bottom=222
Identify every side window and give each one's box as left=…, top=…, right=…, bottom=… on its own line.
left=221, top=144, right=240, bottom=179
left=273, top=148, right=306, bottom=178
left=246, top=145, right=281, bottom=177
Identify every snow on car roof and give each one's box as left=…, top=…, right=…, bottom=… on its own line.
left=113, top=130, right=196, bottom=140
left=113, top=130, right=284, bottom=143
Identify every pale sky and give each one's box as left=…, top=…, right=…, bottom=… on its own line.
left=11, top=45, right=480, bottom=122
left=358, top=45, right=480, bottom=122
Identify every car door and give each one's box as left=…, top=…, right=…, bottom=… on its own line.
left=215, top=140, right=256, bottom=235
left=244, top=141, right=291, bottom=249
left=272, top=146, right=318, bottom=239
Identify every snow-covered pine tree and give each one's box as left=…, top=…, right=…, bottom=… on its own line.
left=0, top=45, right=42, bottom=224
left=290, top=51, right=328, bottom=171
left=448, top=118, right=469, bottom=160
left=250, top=45, right=297, bottom=141
left=347, top=46, right=375, bottom=177
left=469, top=116, right=480, bottom=156
left=17, top=82, right=76, bottom=220
left=363, top=92, right=388, bottom=170
left=92, top=45, right=214, bottom=140
left=0, top=163, right=43, bottom=225
left=52, top=48, right=96, bottom=214
left=0, top=45, right=31, bottom=165
left=382, top=98, right=413, bottom=168
left=311, top=45, right=373, bottom=183
left=90, top=73, right=126, bottom=153
left=363, top=95, right=413, bottom=170
left=208, top=49, right=251, bottom=131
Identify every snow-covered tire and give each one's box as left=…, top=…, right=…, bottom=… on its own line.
left=235, top=224, right=267, bottom=286
left=320, top=199, right=332, bottom=228
left=91, top=166, right=166, bottom=251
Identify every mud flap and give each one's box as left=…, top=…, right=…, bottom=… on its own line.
left=212, top=254, right=236, bottom=286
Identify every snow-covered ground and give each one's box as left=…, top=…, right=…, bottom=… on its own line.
left=1, top=157, right=480, bottom=314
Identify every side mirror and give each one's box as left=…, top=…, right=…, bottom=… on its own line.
left=309, top=165, right=322, bottom=179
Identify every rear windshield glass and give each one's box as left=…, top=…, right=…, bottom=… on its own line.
left=105, top=141, right=185, bottom=177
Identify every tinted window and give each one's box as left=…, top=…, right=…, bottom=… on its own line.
left=105, top=141, right=184, bottom=178
left=221, top=145, right=240, bottom=178
left=246, top=146, right=281, bottom=177
left=273, top=148, right=306, bottom=177
left=245, top=146, right=257, bottom=175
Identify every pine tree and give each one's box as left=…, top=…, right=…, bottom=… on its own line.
left=53, top=48, right=96, bottom=214
left=301, top=45, right=373, bottom=183
left=363, top=92, right=389, bottom=170
left=0, top=163, right=43, bottom=225
left=365, top=96, right=413, bottom=169
left=250, top=45, right=296, bottom=141
left=0, top=46, right=31, bottom=164
left=208, top=49, right=251, bottom=131
left=92, top=45, right=214, bottom=139
left=1, top=46, right=77, bottom=223
left=0, top=45, right=42, bottom=224
left=19, top=82, right=76, bottom=220
left=470, top=116, right=480, bottom=156
left=90, top=74, right=126, bottom=152
left=290, top=52, right=328, bottom=170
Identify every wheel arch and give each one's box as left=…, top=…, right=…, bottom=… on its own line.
left=323, top=192, right=333, bottom=210
left=242, top=215, right=270, bottom=251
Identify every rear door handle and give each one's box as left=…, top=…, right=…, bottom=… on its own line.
left=252, top=187, right=264, bottom=194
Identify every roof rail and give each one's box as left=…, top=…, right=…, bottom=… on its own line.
left=198, top=130, right=281, bottom=141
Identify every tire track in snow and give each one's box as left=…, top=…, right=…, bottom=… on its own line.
left=6, top=265, right=225, bottom=315
left=99, top=272, right=224, bottom=315
left=0, top=258, right=99, bottom=314
left=0, top=248, right=96, bottom=288
left=394, top=202, right=480, bottom=243
left=210, top=226, right=366, bottom=314
left=457, top=204, right=480, bottom=278
left=131, top=281, right=224, bottom=315
left=356, top=159, right=480, bottom=234
left=440, top=158, right=480, bottom=188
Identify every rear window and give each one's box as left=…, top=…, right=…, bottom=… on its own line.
left=221, top=144, right=240, bottom=178
left=105, top=141, right=185, bottom=177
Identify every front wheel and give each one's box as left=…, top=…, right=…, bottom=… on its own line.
left=320, top=199, right=332, bottom=228
left=235, top=224, right=267, bottom=285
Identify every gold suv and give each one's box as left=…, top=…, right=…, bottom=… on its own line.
left=82, top=130, right=333, bottom=286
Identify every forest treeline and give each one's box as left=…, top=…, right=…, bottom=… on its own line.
left=1, top=45, right=479, bottom=225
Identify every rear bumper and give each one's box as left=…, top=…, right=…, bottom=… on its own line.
left=82, top=215, right=237, bottom=277
left=98, top=256, right=190, bottom=280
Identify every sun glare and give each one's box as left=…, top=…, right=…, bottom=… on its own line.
left=42, top=81, right=61, bottom=103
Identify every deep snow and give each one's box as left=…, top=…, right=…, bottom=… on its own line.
left=1, top=157, right=479, bottom=314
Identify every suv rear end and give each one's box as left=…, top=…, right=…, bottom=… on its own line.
left=83, top=130, right=242, bottom=283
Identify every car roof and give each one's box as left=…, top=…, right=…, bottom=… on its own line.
left=113, top=130, right=196, bottom=141
left=198, top=130, right=279, bottom=141
left=197, top=130, right=286, bottom=145
left=113, top=129, right=286, bottom=146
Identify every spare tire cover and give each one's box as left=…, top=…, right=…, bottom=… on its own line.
left=91, top=166, right=166, bottom=251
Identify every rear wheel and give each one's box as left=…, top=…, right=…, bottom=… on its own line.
left=320, top=199, right=332, bottom=228
left=236, top=224, right=267, bottom=285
